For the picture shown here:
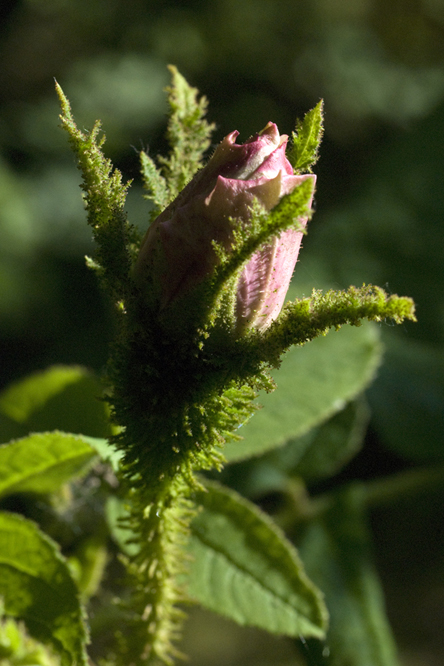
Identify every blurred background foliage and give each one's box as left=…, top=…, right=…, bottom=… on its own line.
left=1, top=0, right=444, bottom=664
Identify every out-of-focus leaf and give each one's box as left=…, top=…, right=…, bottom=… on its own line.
left=68, top=537, right=108, bottom=601
left=21, top=55, right=168, bottom=156
left=0, top=511, right=89, bottom=666
left=0, top=366, right=85, bottom=423
left=105, top=496, right=139, bottom=556
left=368, top=337, right=444, bottom=462
left=185, top=480, right=328, bottom=639
left=221, top=399, right=369, bottom=498
left=225, top=323, right=381, bottom=462
left=0, top=365, right=111, bottom=442
left=0, top=431, right=96, bottom=499
left=293, top=398, right=370, bottom=483
left=298, top=486, right=399, bottom=666
left=83, top=436, right=122, bottom=472
left=0, top=609, right=59, bottom=666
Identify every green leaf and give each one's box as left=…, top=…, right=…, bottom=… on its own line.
left=83, top=436, right=122, bottom=472
left=221, top=399, right=369, bottom=498
left=105, top=495, right=139, bottom=556
left=0, top=365, right=112, bottom=442
left=0, top=366, right=86, bottom=423
left=298, top=487, right=399, bottom=666
left=293, top=398, right=370, bottom=483
left=68, top=537, right=108, bottom=602
left=369, top=336, right=444, bottom=461
left=225, top=322, right=381, bottom=462
left=0, top=511, right=89, bottom=666
left=288, top=101, right=324, bottom=173
left=0, top=431, right=97, bottom=500
left=185, top=480, right=328, bottom=639
left=0, top=609, right=58, bottom=666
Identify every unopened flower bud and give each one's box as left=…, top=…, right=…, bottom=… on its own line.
left=135, top=122, right=315, bottom=330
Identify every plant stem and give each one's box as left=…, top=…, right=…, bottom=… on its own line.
left=296, top=463, right=444, bottom=524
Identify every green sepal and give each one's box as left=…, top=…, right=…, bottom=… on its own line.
left=56, top=81, right=137, bottom=305
left=140, top=150, right=170, bottom=219
left=252, top=285, right=416, bottom=368
left=157, top=65, right=216, bottom=200
left=211, top=179, right=314, bottom=302
left=288, top=100, right=324, bottom=173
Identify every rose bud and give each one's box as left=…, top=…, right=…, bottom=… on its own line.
left=135, top=122, right=315, bottom=331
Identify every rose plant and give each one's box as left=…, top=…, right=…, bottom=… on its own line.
left=0, top=67, right=416, bottom=666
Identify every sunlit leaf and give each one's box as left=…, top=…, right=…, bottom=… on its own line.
left=83, top=435, right=122, bottom=472
left=0, top=511, right=89, bottom=666
left=185, top=480, right=328, bottom=639
left=0, top=431, right=96, bottom=499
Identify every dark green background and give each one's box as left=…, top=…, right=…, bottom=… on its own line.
left=1, top=1, right=443, bottom=664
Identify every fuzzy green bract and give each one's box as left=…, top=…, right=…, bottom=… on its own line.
left=288, top=100, right=324, bottom=173
left=56, top=67, right=415, bottom=665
